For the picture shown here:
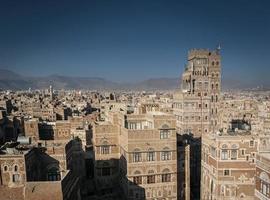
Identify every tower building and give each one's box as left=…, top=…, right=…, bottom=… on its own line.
left=173, top=48, right=221, bottom=137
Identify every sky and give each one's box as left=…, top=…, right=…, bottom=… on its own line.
left=0, top=0, right=270, bottom=83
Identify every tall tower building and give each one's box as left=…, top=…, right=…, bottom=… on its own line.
left=173, top=48, right=221, bottom=137
left=49, top=85, right=54, bottom=100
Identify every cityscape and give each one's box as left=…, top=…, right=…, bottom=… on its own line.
left=0, top=1, right=270, bottom=200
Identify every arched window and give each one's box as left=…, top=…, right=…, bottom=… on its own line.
left=147, top=148, right=155, bottom=161
left=160, top=124, right=170, bottom=139
left=161, top=147, right=171, bottom=161
left=162, top=168, right=171, bottom=182
left=14, top=165, right=18, bottom=172
left=222, top=144, right=228, bottom=149
left=133, top=170, right=142, bottom=185
left=147, top=170, right=155, bottom=184
left=240, top=193, right=246, bottom=198
left=221, top=144, right=228, bottom=160
left=231, top=144, right=238, bottom=160
left=133, top=148, right=142, bottom=162
left=260, top=172, right=270, bottom=196
left=101, top=141, right=110, bottom=154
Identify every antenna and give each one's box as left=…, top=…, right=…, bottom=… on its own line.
left=216, top=44, right=221, bottom=54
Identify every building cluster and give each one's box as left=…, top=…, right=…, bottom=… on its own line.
left=0, top=48, right=270, bottom=200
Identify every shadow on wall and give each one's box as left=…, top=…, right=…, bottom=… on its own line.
left=81, top=155, right=146, bottom=200
left=38, top=123, right=54, bottom=140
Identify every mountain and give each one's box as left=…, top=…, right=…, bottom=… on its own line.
left=30, top=75, right=119, bottom=90
left=134, top=78, right=180, bottom=90
left=0, top=69, right=268, bottom=91
left=0, top=69, right=23, bottom=80
left=0, top=69, right=33, bottom=90
left=0, top=69, right=180, bottom=90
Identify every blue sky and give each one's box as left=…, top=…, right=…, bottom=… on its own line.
left=0, top=0, right=270, bottom=83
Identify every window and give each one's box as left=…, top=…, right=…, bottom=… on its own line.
left=147, top=149, right=155, bottom=161
left=133, top=149, right=142, bottom=162
left=4, top=166, right=8, bottom=171
left=12, top=174, right=20, bottom=182
left=160, top=130, right=169, bottom=139
left=162, top=169, right=171, bottom=182
left=224, top=170, right=230, bottom=176
left=133, top=171, right=142, bottom=184
left=147, top=171, right=155, bottom=184
left=47, top=167, right=61, bottom=181
left=101, top=145, right=110, bottom=154
left=250, top=140, right=254, bottom=147
left=100, top=162, right=111, bottom=176
left=133, top=176, right=142, bottom=185
left=161, top=148, right=171, bottom=161
left=231, top=150, right=237, bottom=160
left=102, top=167, right=111, bottom=176
left=261, top=182, right=269, bottom=196
left=221, top=185, right=226, bottom=196
left=246, top=156, right=249, bottom=161
left=262, top=140, right=267, bottom=147
left=221, top=149, right=228, bottom=160
left=260, top=172, right=270, bottom=197
left=160, top=125, right=170, bottom=139
left=211, top=147, right=216, bottom=157
left=241, top=149, right=245, bottom=156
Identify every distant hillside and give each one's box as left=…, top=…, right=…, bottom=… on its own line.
left=134, top=78, right=179, bottom=90
left=0, top=69, right=33, bottom=90
left=0, top=69, right=268, bottom=91
left=0, top=69, right=22, bottom=80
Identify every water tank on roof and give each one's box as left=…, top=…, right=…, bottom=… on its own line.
left=17, top=136, right=31, bottom=145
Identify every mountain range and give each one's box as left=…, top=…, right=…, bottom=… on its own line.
left=0, top=69, right=267, bottom=91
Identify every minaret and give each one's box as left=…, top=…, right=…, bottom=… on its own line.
left=49, top=85, right=53, bottom=100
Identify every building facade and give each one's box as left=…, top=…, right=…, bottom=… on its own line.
left=201, top=121, right=257, bottom=200
left=173, top=48, right=221, bottom=138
